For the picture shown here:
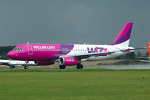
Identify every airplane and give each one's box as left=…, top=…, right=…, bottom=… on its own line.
left=0, top=59, right=54, bottom=69
left=7, top=22, right=136, bottom=69
left=138, top=42, right=150, bottom=62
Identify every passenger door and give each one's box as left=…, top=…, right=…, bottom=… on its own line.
left=27, top=45, right=33, bottom=55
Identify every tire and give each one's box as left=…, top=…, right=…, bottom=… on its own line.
left=59, top=65, right=66, bottom=69
left=77, top=64, right=83, bottom=69
left=10, top=66, right=14, bottom=69
left=24, top=65, right=28, bottom=69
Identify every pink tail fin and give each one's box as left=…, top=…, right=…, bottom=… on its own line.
left=110, top=22, right=133, bottom=47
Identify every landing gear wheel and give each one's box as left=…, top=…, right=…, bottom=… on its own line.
left=59, top=65, right=66, bottom=69
left=24, top=65, right=28, bottom=69
left=10, top=66, right=15, bottom=69
left=77, top=64, right=83, bottom=69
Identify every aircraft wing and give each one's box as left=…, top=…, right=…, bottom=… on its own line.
left=136, top=57, right=150, bottom=60
left=138, top=60, right=150, bottom=62
left=120, top=47, right=146, bottom=52
left=0, top=60, right=10, bottom=65
left=0, top=65, right=10, bottom=67
left=63, top=51, right=115, bottom=60
left=134, top=47, right=147, bottom=50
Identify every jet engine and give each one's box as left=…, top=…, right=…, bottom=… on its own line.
left=60, top=57, right=79, bottom=66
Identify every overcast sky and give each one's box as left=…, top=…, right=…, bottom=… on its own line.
left=0, top=0, right=150, bottom=52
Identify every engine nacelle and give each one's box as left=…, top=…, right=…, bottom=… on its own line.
left=60, top=57, right=79, bottom=66
left=35, top=61, right=54, bottom=65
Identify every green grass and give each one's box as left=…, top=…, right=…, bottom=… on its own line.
left=0, top=69, right=150, bottom=100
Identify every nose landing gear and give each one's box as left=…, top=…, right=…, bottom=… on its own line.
left=24, top=60, right=29, bottom=69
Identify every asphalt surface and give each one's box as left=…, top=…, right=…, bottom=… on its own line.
left=1, top=64, right=150, bottom=70
left=84, top=65, right=150, bottom=70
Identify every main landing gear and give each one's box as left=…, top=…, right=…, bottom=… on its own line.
left=24, top=65, right=28, bottom=69
left=76, top=64, right=83, bottom=69
left=59, top=64, right=83, bottom=69
left=10, top=66, right=15, bottom=69
left=59, top=65, right=66, bottom=69
left=24, top=60, right=28, bottom=69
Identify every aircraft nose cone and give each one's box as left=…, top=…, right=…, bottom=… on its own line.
left=7, top=51, right=16, bottom=59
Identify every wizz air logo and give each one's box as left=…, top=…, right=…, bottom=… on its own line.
left=87, top=47, right=107, bottom=56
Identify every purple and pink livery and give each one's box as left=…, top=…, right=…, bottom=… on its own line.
left=7, top=22, right=135, bottom=69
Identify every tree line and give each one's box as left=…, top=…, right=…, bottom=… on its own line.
left=0, top=46, right=15, bottom=59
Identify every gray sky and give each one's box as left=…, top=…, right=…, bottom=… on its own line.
left=0, top=0, right=150, bottom=52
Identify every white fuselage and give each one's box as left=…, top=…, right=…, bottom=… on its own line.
left=63, top=44, right=134, bottom=61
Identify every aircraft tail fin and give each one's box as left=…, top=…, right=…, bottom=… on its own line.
left=110, top=22, right=133, bottom=47
left=147, top=42, right=150, bottom=57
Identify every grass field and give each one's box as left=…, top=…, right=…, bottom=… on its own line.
left=0, top=69, right=150, bottom=100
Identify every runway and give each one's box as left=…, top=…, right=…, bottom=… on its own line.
left=84, top=64, right=150, bottom=70
left=0, top=64, right=150, bottom=71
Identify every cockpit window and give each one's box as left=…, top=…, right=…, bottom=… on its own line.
left=13, top=48, right=23, bottom=51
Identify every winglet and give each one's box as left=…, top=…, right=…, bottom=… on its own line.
left=126, top=48, right=130, bottom=52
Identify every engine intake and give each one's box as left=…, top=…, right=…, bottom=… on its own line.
left=60, top=57, right=79, bottom=66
